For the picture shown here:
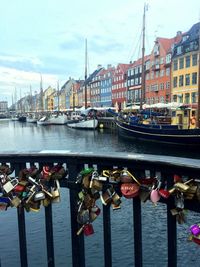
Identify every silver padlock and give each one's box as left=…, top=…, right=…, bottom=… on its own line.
left=3, top=178, right=18, bottom=193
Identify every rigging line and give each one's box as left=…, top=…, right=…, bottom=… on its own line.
left=126, top=20, right=143, bottom=62
left=129, top=29, right=143, bottom=62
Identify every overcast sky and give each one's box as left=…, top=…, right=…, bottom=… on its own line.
left=0, top=0, right=199, bottom=105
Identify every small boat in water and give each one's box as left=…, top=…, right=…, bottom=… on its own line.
left=48, top=113, right=68, bottom=125
left=66, top=118, right=98, bottom=130
left=26, top=114, right=38, bottom=123
left=37, top=116, right=52, bottom=125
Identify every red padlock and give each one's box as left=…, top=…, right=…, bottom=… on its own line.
left=120, top=183, right=140, bottom=199
left=158, top=189, right=170, bottom=199
left=83, top=224, right=94, bottom=236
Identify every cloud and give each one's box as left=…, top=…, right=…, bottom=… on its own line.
left=0, top=66, right=58, bottom=104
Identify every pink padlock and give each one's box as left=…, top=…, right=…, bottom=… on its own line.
left=150, top=189, right=161, bottom=204
left=190, top=224, right=200, bottom=236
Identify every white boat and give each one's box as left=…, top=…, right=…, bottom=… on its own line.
left=66, top=118, right=98, bottom=129
left=37, top=116, right=52, bottom=125
left=11, top=115, right=19, bottom=121
left=48, top=113, right=68, bottom=125
left=26, top=114, right=38, bottom=123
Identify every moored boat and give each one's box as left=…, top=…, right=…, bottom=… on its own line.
left=66, top=118, right=98, bottom=130
left=37, top=116, right=52, bottom=125
left=48, top=113, right=68, bottom=125
left=116, top=116, right=200, bottom=145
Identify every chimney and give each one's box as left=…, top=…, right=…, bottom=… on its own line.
left=107, top=64, right=112, bottom=69
left=97, top=64, right=102, bottom=69
left=176, top=31, right=182, bottom=36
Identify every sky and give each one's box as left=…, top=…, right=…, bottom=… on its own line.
left=0, top=0, right=199, bottom=106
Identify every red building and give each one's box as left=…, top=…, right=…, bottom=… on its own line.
left=112, top=63, right=131, bottom=110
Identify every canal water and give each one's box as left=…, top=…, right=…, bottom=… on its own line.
left=0, top=119, right=200, bottom=267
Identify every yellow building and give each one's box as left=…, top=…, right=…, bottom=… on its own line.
left=171, top=23, right=199, bottom=128
left=43, top=86, right=56, bottom=111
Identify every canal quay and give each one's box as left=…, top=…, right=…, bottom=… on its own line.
left=0, top=119, right=200, bottom=267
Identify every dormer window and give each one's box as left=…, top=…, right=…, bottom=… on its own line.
left=154, top=44, right=159, bottom=56
left=177, top=46, right=182, bottom=55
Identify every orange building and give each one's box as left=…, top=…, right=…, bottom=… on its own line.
left=145, top=33, right=182, bottom=105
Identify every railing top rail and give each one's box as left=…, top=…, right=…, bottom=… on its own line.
left=0, top=150, right=200, bottom=173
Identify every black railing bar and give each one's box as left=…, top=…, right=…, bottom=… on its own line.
left=68, top=161, right=85, bottom=267
left=17, top=207, right=28, bottom=267
left=1, top=151, right=200, bottom=173
left=103, top=204, right=112, bottom=267
left=166, top=173, right=177, bottom=267
left=15, top=163, right=28, bottom=267
left=133, top=198, right=143, bottom=267
left=45, top=204, right=55, bottom=267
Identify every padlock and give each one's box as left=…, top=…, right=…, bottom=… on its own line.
left=120, top=169, right=133, bottom=183
left=3, top=178, right=18, bottom=193
left=89, top=206, right=101, bottom=222
left=29, top=200, right=40, bottom=212
left=10, top=196, right=21, bottom=207
left=120, top=183, right=140, bottom=199
left=26, top=185, right=37, bottom=203
left=150, top=189, right=161, bottom=205
left=111, top=192, right=121, bottom=206
left=175, top=192, right=184, bottom=209
left=51, top=180, right=60, bottom=198
left=100, top=187, right=115, bottom=205
left=34, top=191, right=46, bottom=201
left=139, top=185, right=150, bottom=202
left=77, top=209, right=90, bottom=225
left=89, top=171, right=103, bottom=191
left=83, top=223, right=94, bottom=236
left=42, top=197, right=51, bottom=207
left=190, top=224, right=200, bottom=236
left=83, top=194, right=95, bottom=209
left=51, top=180, right=61, bottom=203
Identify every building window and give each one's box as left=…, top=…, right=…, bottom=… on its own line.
left=185, top=93, right=190, bottom=104
left=177, top=46, right=182, bottom=55
left=166, top=81, right=170, bottom=89
left=160, top=70, right=164, bottom=77
left=192, top=54, right=197, bottom=66
left=185, top=56, right=190, bottom=68
left=159, top=83, right=164, bottom=90
left=192, top=92, right=197, bottom=103
left=166, top=68, right=170, bottom=76
left=185, top=74, right=190, bottom=85
left=173, top=77, right=177, bottom=88
left=192, top=72, right=197, bottom=84
left=166, top=54, right=171, bottom=64
left=173, top=60, right=178, bottom=71
left=179, top=58, right=184, bottom=69
left=179, top=75, right=184, bottom=87
left=156, top=71, right=159, bottom=78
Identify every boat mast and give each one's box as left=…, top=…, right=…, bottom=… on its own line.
left=196, top=23, right=200, bottom=128
left=40, top=74, right=43, bottom=112
left=84, top=38, right=88, bottom=109
left=57, top=80, right=60, bottom=112
left=140, top=3, right=147, bottom=110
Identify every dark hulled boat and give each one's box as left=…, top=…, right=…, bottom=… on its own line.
left=116, top=117, right=200, bottom=145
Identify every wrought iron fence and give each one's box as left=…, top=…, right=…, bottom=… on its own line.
left=0, top=151, right=200, bottom=267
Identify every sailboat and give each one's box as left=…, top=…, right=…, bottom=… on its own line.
left=26, top=86, right=38, bottom=123
left=66, top=39, right=98, bottom=130
left=115, top=5, right=200, bottom=146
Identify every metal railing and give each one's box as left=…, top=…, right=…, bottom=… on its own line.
left=1, top=151, right=200, bottom=267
